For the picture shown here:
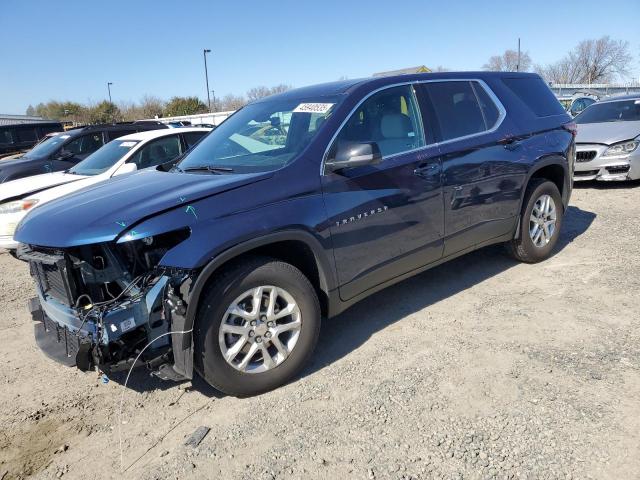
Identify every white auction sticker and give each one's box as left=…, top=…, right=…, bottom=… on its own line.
left=120, top=318, right=136, bottom=332
left=293, top=103, right=334, bottom=114
left=120, top=141, right=137, bottom=147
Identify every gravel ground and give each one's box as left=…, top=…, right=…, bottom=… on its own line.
left=0, top=182, right=638, bottom=480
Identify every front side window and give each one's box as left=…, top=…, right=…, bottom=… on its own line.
left=183, top=131, right=209, bottom=149
left=425, top=81, right=497, bottom=141
left=575, top=100, right=640, bottom=124
left=16, top=127, right=37, bottom=142
left=177, top=95, right=342, bottom=173
left=128, top=135, right=183, bottom=169
left=62, top=133, right=104, bottom=157
left=330, top=85, right=425, bottom=158
left=69, top=139, right=139, bottom=176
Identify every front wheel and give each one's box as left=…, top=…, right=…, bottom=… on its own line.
left=507, top=179, right=564, bottom=263
left=194, top=257, right=321, bottom=396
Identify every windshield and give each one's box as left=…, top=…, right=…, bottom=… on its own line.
left=23, top=133, right=71, bottom=159
left=69, top=139, right=139, bottom=175
left=177, top=96, right=342, bottom=173
left=575, top=100, right=640, bottom=124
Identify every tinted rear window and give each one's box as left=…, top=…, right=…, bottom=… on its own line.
left=503, top=77, right=566, bottom=117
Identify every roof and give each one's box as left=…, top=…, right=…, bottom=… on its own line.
left=598, top=93, right=640, bottom=103
left=116, top=127, right=212, bottom=142
left=373, top=66, right=431, bottom=77
left=0, top=114, right=60, bottom=126
left=263, top=71, right=540, bottom=104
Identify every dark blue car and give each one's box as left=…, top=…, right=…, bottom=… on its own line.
left=15, top=72, right=575, bottom=396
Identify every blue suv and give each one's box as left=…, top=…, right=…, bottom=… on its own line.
left=15, top=72, right=575, bottom=396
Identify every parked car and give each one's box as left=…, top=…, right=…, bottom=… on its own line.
left=573, top=94, right=640, bottom=181
left=567, top=89, right=602, bottom=117
left=0, top=121, right=63, bottom=159
left=14, top=72, right=574, bottom=396
left=0, top=121, right=167, bottom=183
left=0, top=128, right=210, bottom=250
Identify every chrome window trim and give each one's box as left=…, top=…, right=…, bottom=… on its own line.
left=321, top=78, right=507, bottom=175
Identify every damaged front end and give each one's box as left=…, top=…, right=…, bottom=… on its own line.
left=17, top=228, right=196, bottom=381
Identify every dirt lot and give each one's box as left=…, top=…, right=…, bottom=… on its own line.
left=0, top=182, right=638, bottom=480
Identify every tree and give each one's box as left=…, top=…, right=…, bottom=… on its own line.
left=246, top=84, right=293, bottom=102
left=483, top=49, right=532, bottom=72
left=164, top=96, right=208, bottom=116
left=139, top=95, right=165, bottom=119
left=87, top=101, right=120, bottom=123
left=219, top=94, right=247, bottom=111
left=537, top=36, right=632, bottom=84
left=26, top=105, right=35, bottom=116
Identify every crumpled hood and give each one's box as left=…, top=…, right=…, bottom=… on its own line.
left=0, top=172, right=85, bottom=203
left=14, top=169, right=272, bottom=248
left=576, top=121, right=640, bottom=145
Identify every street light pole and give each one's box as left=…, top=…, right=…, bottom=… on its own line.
left=516, top=38, right=521, bottom=72
left=203, top=49, right=212, bottom=112
left=107, top=82, right=113, bottom=103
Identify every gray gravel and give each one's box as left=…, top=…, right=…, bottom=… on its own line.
left=0, top=182, right=639, bottom=479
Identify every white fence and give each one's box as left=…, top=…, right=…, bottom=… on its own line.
left=142, top=111, right=234, bottom=126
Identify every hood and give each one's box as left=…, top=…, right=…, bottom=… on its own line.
left=14, top=169, right=272, bottom=248
left=0, top=172, right=85, bottom=203
left=576, top=121, right=640, bottom=145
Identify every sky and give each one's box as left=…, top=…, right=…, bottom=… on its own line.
left=1, top=0, right=639, bottom=114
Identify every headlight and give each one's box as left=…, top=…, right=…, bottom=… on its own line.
left=0, top=199, right=39, bottom=215
left=602, top=140, right=639, bottom=158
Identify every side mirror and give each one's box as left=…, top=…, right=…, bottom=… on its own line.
left=325, top=142, right=382, bottom=173
left=113, top=163, right=137, bottom=176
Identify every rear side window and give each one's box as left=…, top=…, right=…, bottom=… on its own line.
left=425, top=81, right=499, bottom=141
left=183, top=131, right=208, bottom=149
left=503, top=77, right=566, bottom=117
left=0, top=129, right=14, bottom=145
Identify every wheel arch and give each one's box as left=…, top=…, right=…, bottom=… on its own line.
left=185, top=231, right=335, bottom=334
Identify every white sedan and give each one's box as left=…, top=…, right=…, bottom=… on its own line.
left=0, top=127, right=210, bottom=250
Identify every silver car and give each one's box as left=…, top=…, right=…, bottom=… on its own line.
left=573, top=94, right=640, bottom=182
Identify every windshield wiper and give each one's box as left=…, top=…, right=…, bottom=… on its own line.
left=181, top=165, right=234, bottom=174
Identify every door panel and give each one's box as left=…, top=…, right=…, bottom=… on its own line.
left=418, top=81, right=522, bottom=255
left=438, top=137, right=523, bottom=255
left=322, top=84, right=444, bottom=301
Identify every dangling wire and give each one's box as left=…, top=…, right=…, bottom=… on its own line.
left=117, top=328, right=194, bottom=473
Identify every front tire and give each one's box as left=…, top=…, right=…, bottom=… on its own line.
left=507, top=179, right=563, bottom=263
left=194, top=257, right=321, bottom=396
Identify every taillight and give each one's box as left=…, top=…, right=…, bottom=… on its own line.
left=563, top=121, right=577, bottom=137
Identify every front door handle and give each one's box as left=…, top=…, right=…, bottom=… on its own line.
left=414, top=163, right=440, bottom=179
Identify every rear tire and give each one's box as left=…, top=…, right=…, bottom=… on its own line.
left=507, top=179, right=563, bottom=263
left=194, top=256, right=321, bottom=396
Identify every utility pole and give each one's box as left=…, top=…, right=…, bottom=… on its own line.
left=107, top=82, right=113, bottom=103
left=203, top=49, right=212, bottom=112
left=516, top=38, right=521, bottom=72
left=211, top=90, right=216, bottom=111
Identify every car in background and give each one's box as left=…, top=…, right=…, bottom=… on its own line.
left=0, top=121, right=63, bottom=159
left=567, top=90, right=602, bottom=117
left=0, top=121, right=167, bottom=183
left=573, top=94, right=640, bottom=181
left=0, top=127, right=210, bottom=250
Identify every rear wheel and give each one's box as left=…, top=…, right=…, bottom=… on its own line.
left=507, top=179, right=563, bottom=263
left=194, top=257, right=320, bottom=396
